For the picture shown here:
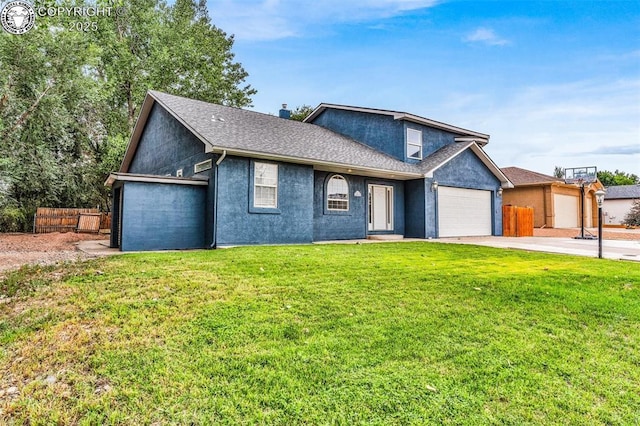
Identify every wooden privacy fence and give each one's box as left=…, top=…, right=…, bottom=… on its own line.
left=503, top=205, right=534, bottom=237
left=33, top=208, right=111, bottom=234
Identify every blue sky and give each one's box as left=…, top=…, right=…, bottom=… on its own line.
left=208, top=0, right=640, bottom=176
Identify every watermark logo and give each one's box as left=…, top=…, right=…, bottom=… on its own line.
left=1, top=0, right=35, bottom=34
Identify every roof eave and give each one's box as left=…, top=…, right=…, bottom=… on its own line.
left=205, top=145, right=423, bottom=180
left=454, top=136, right=489, bottom=146
left=105, top=172, right=209, bottom=187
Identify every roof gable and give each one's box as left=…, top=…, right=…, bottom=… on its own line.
left=422, top=142, right=513, bottom=187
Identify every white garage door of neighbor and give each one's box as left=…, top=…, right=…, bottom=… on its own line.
left=554, top=194, right=578, bottom=228
left=438, top=187, right=492, bottom=237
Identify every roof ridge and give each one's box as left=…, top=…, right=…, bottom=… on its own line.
left=502, top=166, right=560, bottom=181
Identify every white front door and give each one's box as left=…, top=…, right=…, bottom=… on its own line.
left=368, top=184, right=393, bottom=231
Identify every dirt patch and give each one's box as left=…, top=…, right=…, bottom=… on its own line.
left=0, top=233, right=109, bottom=275
left=534, top=227, right=640, bottom=241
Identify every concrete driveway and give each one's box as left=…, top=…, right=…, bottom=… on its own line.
left=436, top=235, right=640, bottom=262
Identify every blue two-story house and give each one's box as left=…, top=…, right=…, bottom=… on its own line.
left=107, top=91, right=512, bottom=251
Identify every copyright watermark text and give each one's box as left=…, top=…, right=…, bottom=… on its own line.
left=1, top=0, right=127, bottom=34
left=36, top=5, right=126, bottom=17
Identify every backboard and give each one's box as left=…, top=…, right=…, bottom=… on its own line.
left=564, top=166, right=597, bottom=185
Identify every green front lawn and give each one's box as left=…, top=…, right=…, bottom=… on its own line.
left=1, top=242, right=639, bottom=424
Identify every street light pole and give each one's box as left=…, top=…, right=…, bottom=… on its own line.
left=595, top=189, right=606, bottom=259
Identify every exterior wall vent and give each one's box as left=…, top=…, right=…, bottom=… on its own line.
left=194, top=159, right=212, bottom=174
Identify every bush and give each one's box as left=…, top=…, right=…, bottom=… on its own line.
left=0, top=205, right=28, bottom=232
left=623, top=199, right=640, bottom=227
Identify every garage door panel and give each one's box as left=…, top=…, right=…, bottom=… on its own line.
left=438, top=187, right=492, bottom=237
left=553, top=194, right=578, bottom=228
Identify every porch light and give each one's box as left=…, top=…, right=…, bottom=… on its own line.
left=595, top=189, right=605, bottom=207
left=497, top=187, right=503, bottom=197
left=431, top=181, right=438, bottom=192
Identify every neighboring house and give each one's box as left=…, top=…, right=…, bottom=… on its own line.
left=602, top=185, right=640, bottom=225
left=501, top=166, right=603, bottom=229
left=106, top=91, right=512, bottom=251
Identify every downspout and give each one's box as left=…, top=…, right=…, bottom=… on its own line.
left=210, top=150, right=227, bottom=248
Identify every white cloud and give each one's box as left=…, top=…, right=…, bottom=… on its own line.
left=208, top=0, right=439, bottom=41
left=464, top=27, right=510, bottom=46
left=471, top=79, right=640, bottom=175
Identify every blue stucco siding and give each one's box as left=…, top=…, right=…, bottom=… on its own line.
left=129, top=103, right=213, bottom=178
left=433, top=149, right=501, bottom=190
left=215, top=156, right=314, bottom=245
left=404, top=179, right=427, bottom=238
left=425, top=149, right=503, bottom=237
left=313, top=172, right=367, bottom=241
left=311, top=109, right=405, bottom=161
left=120, top=181, right=207, bottom=251
left=309, top=108, right=465, bottom=164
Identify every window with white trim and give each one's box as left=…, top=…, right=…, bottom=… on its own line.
left=406, top=128, right=422, bottom=160
left=254, top=162, right=278, bottom=208
left=327, top=175, right=349, bottom=211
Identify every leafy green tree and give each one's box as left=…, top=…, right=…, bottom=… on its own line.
left=553, top=166, right=564, bottom=179
left=623, top=199, right=640, bottom=227
left=89, top=0, right=256, bottom=208
left=597, top=170, right=639, bottom=186
left=93, top=0, right=255, bottom=133
left=290, top=105, right=314, bottom=122
left=153, top=0, right=255, bottom=109
left=0, top=0, right=256, bottom=231
left=1, top=13, right=100, bottom=230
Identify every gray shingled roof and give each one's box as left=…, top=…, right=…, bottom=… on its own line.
left=121, top=91, right=511, bottom=185
left=501, top=167, right=561, bottom=186
left=604, top=185, right=640, bottom=199
left=418, top=143, right=471, bottom=174
left=149, top=91, right=419, bottom=176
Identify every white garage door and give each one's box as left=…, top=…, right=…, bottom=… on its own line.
left=554, top=194, right=578, bottom=228
left=438, top=187, right=492, bottom=237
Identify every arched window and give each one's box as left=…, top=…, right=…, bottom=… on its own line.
left=327, top=175, right=349, bottom=211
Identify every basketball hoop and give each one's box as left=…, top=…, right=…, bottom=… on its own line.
left=564, top=166, right=597, bottom=185
left=563, top=166, right=598, bottom=239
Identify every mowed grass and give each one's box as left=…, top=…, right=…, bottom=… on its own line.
left=0, top=242, right=639, bottom=425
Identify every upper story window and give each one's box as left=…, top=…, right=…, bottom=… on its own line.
left=254, top=162, right=278, bottom=208
left=327, top=175, right=349, bottom=211
left=406, top=128, right=422, bottom=160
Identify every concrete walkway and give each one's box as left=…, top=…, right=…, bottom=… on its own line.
left=77, top=239, right=123, bottom=256
left=78, top=236, right=640, bottom=262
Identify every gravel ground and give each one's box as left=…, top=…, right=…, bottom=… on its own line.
left=0, top=233, right=109, bottom=276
